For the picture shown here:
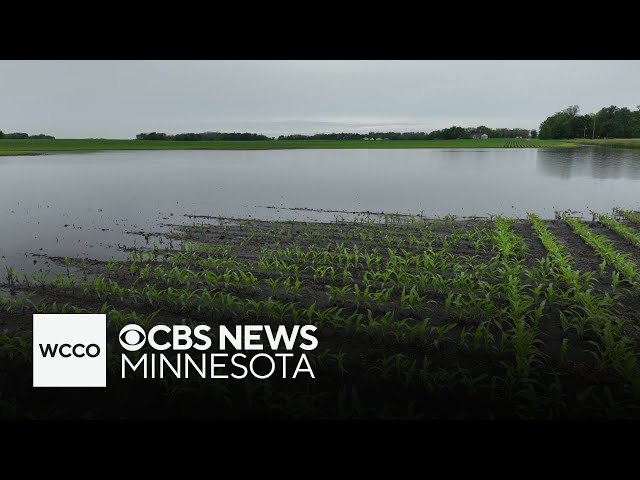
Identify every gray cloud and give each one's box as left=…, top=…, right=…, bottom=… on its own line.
left=0, top=60, right=638, bottom=138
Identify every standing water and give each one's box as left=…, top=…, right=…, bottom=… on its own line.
left=1, top=146, right=639, bottom=272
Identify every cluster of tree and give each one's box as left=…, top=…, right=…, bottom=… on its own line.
left=135, top=131, right=273, bottom=141
left=539, top=105, right=640, bottom=139
left=278, top=133, right=366, bottom=140
left=0, top=131, right=55, bottom=139
left=430, top=126, right=534, bottom=139
left=469, top=126, right=536, bottom=139
left=278, top=126, right=534, bottom=141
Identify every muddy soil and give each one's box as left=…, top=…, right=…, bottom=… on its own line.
left=1, top=216, right=639, bottom=419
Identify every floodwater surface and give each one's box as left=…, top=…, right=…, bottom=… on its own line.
left=1, top=146, right=639, bottom=272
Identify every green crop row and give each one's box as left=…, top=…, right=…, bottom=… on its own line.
left=564, top=215, right=638, bottom=283
left=597, top=213, right=640, bottom=248
left=617, top=210, right=640, bottom=224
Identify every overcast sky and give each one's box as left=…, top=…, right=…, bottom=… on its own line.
left=1, top=60, right=638, bottom=138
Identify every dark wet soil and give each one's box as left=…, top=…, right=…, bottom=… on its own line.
left=1, top=215, right=640, bottom=419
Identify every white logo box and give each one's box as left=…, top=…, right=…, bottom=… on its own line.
left=33, top=314, right=107, bottom=387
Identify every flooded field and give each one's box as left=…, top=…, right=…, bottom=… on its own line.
left=2, top=147, right=640, bottom=419
left=1, top=147, right=639, bottom=273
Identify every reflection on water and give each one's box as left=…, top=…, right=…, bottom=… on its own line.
left=0, top=147, right=639, bottom=272
left=537, top=146, right=640, bottom=180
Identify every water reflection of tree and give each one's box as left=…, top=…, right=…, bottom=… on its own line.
left=536, top=147, right=640, bottom=180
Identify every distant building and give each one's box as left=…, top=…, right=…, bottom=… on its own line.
left=376, top=138, right=382, bottom=141
left=515, top=133, right=525, bottom=139
left=363, top=137, right=370, bottom=141
left=471, top=133, right=489, bottom=140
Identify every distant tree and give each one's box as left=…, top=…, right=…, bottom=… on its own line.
left=539, top=104, right=640, bottom=139
left=136, top=132, right=168, bottom=140
left=563, top=105, right=580, bottom=117
left=29, top=134, right=55, bottom=139
left=633, top=108, right=640, bottom=137
left=137, top=131, right=272, bottom=141
left=540, top=106, right=582, bottom=139
left=595, top=105, right=634, bottom=138
left=530, top=129, right=538, bottom=139
left=0, top=132, right=54, bottom=139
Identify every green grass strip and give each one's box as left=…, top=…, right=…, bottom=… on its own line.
left=570, top=139, right=640, bottom=149
left=564, top=215, right=638, bottom=283
left=0, top=138, right=577, bottom=155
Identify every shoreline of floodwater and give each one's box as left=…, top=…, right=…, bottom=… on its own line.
left=7, top=138, right=640, bottom=156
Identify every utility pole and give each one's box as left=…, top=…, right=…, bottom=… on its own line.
left=592, top=115, right=596, bottom=139
left=583, top=126, right=587, bottom=138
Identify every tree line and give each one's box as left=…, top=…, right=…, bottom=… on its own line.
left=278, top=126, right=535, bottom=141
left=539, top=105, right=640, bottom=139
left=136, top=127, right=535, bottom=142
left=136, top=132, right=274, bottom=141
left=0, top=131, right=55, bottom=139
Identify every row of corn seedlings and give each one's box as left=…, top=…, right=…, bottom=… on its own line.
left=596, top=213, right=640, bottom=249
left=564, top=215, right=638, bottom=284
left=529, top=214, right=640, bottom=398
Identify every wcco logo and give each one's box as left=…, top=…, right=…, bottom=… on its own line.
left=33, top=314, right=106, bottom=387
left=39, top=343, right=101, bottom=358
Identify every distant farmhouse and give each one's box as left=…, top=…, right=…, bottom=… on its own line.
left=471, top=133, right=489, bottom=140
left=515, top=132, right=533, bottom=139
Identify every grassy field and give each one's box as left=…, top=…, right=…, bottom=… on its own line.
left=2, top=211, right=640, bottom=418
left=0, top=138, right=576, bottom=155
left=570, top=139, right=640, bottom=149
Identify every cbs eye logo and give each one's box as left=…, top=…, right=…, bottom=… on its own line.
left=119, top=324, right=146, bottom=351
